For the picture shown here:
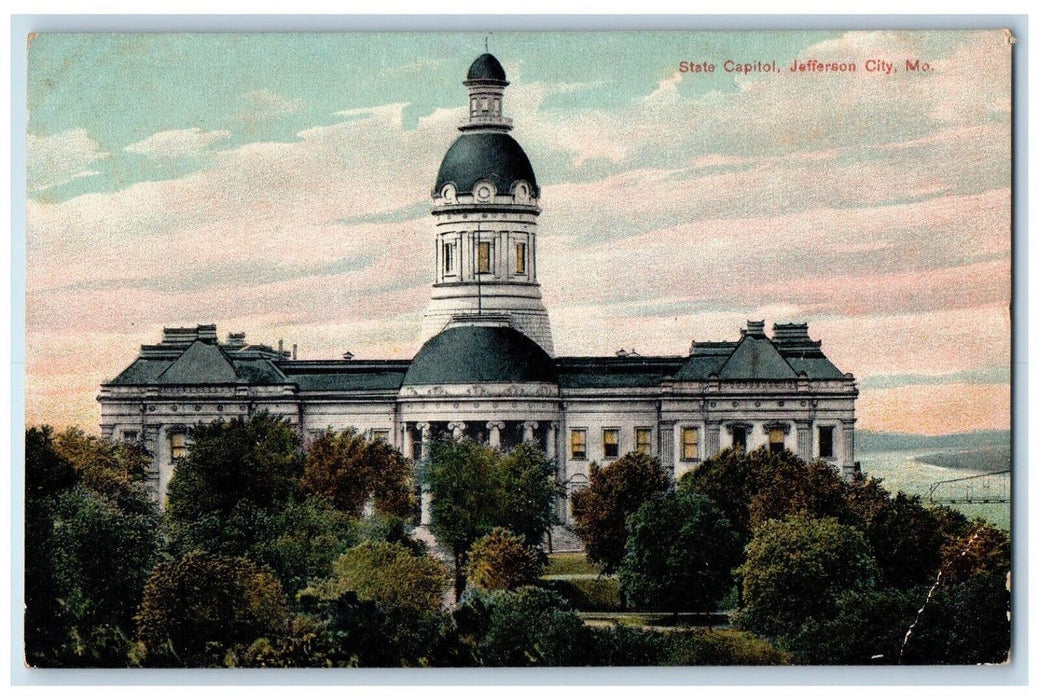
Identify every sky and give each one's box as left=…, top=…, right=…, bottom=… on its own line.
left=24, top=30, right=1012, bottom=435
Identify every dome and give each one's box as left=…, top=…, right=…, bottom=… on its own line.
left=403, top=325, right=557, bottom=385
left=434, top=132, right=539, bottom=198
left=466, top=53, right=507, bottom=83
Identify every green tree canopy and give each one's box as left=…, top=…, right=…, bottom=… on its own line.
left=735, top=514, right=879, bottom=640
left=679, top=447, right=854, bottom=543
left=24, top=426, right=160, bottom=668
left=571, top=451, right=672, bottom=573
left=454, top=586, right=588, bottom=666
left=165, top=413, right=303, bottom=523
left=136, top=552, right=289, bottom=667
left=301, top=428, right=414, bottom=518
left=465, top=528, right=545, bottom=591
left=618, top=491, right=741, bottom=613
left=306, top=541, right=449, bottom=617
left=423, top=439, right=560, bottom=599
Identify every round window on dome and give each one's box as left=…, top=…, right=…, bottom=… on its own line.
left=441, top=184, right=457, bottom=202
left=514, top=182, right=529, bottom=202
left=475, top=182, right=494, bottom=201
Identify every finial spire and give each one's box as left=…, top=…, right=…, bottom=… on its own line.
left=484, top=35, right=489, bottom=52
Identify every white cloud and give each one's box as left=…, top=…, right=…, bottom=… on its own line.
left=27, top=128, right=109, bottom=192
left=242, top=89, right=305, bottom=119
left=124, top=127, right=232, bottom=159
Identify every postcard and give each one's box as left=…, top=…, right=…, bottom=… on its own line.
left=22, top=29, right=1013, bottom=670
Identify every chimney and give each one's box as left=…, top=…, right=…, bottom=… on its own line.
left=292, top=344, right=297, bottom=360
left=745, top=320, right=766, bottom=338
left=278, top=339, right=283, bottom=354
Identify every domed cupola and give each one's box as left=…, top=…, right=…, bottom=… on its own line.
left=421, top=53, right=555, bottom=356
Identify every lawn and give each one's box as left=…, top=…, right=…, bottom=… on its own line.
left=545, top=552, right=602, bottom=576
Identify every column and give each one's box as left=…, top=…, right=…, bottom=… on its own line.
left=403, top=424, right=415, bottom=460
left=545, top=422, right=557, bottom=460
left=522, top=421, right=539, bottom=443
left=796, top=420, right=813, bottom=461
left=415, top=422, right=430, bottom=461
left=486, top=421, right=504, bottom=448
left=705, top=421, right=721, bottom=458
left=842, top=419, right=856, bottom=467
left=416, top=422, right=432, bottom=525
left=448, top=421, right=466, bottom=440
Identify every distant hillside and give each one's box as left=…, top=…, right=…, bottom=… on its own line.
left=915, top=445, right=1011, bottom=473
left=857, top=430, right=1011, bottom=453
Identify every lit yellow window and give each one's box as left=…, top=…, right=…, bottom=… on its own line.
left=603, top=429, right=619, bottom=459
left=170, top=433, right=187, bottom=460
left=682, top=427, right=699, bottom=461
left=515, top=242, right=526, bottom=274
left=477, top=241, right=491, bottom=274
left=570, top=430, right=587, bottom=460
left=769, top=427, right=785, bottom=453
left=635, top=428, right=652, bottom=455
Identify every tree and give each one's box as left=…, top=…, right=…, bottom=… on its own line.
left=423, top=439, right=559, bottom=599
left=497, top=443, right=561, bottom=546
left=307, top=541, right=449, bottom=617
left=136, top=552, right=288, bottom=666
left=165, top=413, right=303, bottom=523
left=571, top=451, right=672, bottom=573
left=618, top=491, right=741, bottom=613
left=249, top=497, right=359, bottom=595
left=782, top=587, right=921, bottom=664
left=747, top=453, right=854, bottom=532
left=735, top=515, right=879, bottom=640
left=301, top=428, right=414, bottom=519
left=939, top=521, right=1010, bottom=584
left=453, top=586, right=588, bottom=666
left=465, top=528, right=545, bottom=591
left=424, top=439, right=502, bottom=599
left=24, top=426, right=160, bottom=668
left=46, top=485, right=160, bottom=666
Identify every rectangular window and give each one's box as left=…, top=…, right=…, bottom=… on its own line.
left=732, top=426, right=748, bottom=452
left=635, top=428, right=652, bottom=455
left=769, top=427, right=785, bottom=453
left=122, top=430, right=138, bottom=442
left=371, top=430, right=390, bottom=443
left=170, top=433, right=187, bottom=460
left=682, top=427, right=700, bottom=461
left=515, top=242, right=526, bottom=274
left=819, top=426, right=835, bottom=459
left=443, top=242, right=456, bottom=275
left=570, top=429, right=587, bottom=460
left=477, top=241, right=492, bottom=274
left=603, top=429, right=619, bottom=459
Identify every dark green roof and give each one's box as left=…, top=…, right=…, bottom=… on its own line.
left=555, top=357, right=685, bottom=389
left=403, top=325, right=555, bottom=385
left=278, top=361, right=409, bottom=392
left=466, top=53, right=507, bottom=83
left=434, top=132, right=539, bottom=198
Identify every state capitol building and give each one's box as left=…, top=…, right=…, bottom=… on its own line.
left=98, top=54, right=860, bottom=521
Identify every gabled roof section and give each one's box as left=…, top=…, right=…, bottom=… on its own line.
left=673, top=342, right=737, bottom=381
left=673, top=321, right=848, bottom=382
left=716, top=335, right=799, bottom=380
left=156, top=340, right=241, bottom=384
